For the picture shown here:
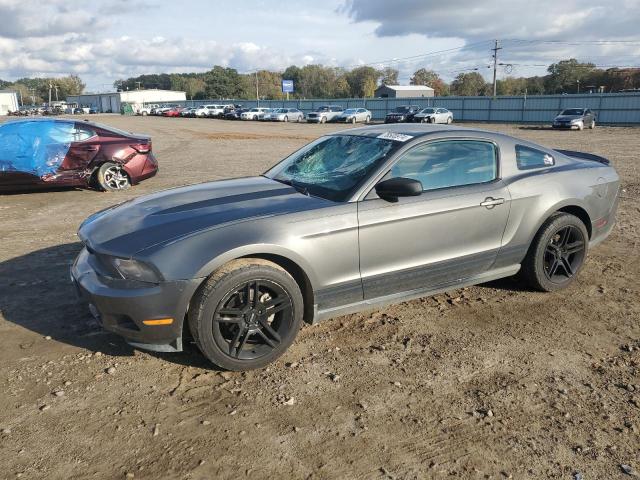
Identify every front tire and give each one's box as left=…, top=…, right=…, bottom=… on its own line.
left=589, top=120, right=595, bottom=129
left=351, top=116, right=357, bottom=124
left=188, top=259, right=304, bottom=371
left=521, top=213, right=588, bottom=292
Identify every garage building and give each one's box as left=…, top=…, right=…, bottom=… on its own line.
left=66, top=89, right=186, bottom=113
left=0, top=90, right=19, bottom=115
left=375, top=85, right=435, bottom=98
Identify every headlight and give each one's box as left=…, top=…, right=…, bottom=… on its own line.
left=570, top=119, right=582, bottom=124
left=108, top=257, right=162, bottom=283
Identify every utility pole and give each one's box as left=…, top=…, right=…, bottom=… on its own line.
left=491, top=39, right=502, bottom=97
left=54, top=84, right=59, bottom=101
left=48, top=81, right=52, bottom=105
left=255, top=71, right=259, bottom=106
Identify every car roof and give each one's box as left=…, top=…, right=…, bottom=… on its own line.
left=333, top=123, right=511, bottom=141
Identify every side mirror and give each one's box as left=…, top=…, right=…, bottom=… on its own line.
left=375, top=177, right=423, bottom=201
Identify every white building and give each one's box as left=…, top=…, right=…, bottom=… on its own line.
left=0, top=90, right=19, bottom=115
left=374, top=85, right=435, bottom=98
left=66, top=89, right=187, bottom=113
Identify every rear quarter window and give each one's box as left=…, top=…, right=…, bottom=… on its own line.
left=516, top=145, right=555, bottom=170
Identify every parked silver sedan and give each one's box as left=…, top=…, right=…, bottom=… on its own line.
left=72, top=124, right=619, bottom=371
left=336, top=108, right=372, bottom=124
left=266, top=108, right=304, bottom=122
left=413, top=107, right=453, bottom=124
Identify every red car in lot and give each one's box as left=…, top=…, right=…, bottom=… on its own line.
left=162, top=107, right=186, bottom=117
left=0, top=119, right=158, bottom=191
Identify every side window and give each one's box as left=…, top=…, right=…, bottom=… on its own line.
left=390, top=140, right=498, bottom=191
left=515, top=145, right=554, bottom=170
left=72, top=126, right=96, bottom=142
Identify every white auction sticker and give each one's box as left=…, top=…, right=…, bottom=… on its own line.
left=377, top=132, right=414, bottom=142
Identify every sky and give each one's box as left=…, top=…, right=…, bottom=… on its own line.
left=1, top=0, right=639, bottom=92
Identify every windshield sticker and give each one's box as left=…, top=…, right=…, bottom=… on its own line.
left=377, top=132, right=414, bottom=142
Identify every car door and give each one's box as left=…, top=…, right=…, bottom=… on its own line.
left=63, top=124, right=99, bottom=169
left=358, top=138, right=511, bottom=299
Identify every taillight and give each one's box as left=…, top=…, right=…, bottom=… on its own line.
left=131, top=142, right=151, bottom=153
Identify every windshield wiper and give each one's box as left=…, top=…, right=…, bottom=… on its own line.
left=272, top=178, right=310, bottom=196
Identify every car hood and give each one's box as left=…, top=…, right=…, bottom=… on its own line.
left=555, top=115, right=583, bottom=121
left=78, top=176, right=332, bottom=257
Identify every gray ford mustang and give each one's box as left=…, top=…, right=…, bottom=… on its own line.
left=72, top=124, right=619, bottom=370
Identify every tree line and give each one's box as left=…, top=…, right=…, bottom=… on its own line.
left=1, top=60, right=637, bottom=105
left=114, top=60, right=640, bottom=99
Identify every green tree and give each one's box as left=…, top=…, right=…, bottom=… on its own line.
left=346, top=66, right=381, bottom=97
left=496, top=76, right=528, bottom=95
left=410, top=68, right=449, bottom=96
left=545, top=59, right=596, bottom=93
left=450, top=72, right=488, bottom=96
left=379, top=67, right=399, bottom=86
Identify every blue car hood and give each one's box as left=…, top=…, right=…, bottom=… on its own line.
left=78, top=176, right=330, bottom=257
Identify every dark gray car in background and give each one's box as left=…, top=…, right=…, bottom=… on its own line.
left=553, top=108, right=597, bottom=130
left=72, top=124, right=619, bottom=370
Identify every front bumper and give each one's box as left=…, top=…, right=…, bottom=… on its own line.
left=71, top=247, right=202, bottom=352
left=552, top=122, right=580, bottom=129
left=384, top=116, right=405, bottom=123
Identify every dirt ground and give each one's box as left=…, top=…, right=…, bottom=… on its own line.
left=0, top=115, right=638, bottom=480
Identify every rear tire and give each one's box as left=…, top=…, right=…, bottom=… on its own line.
left=188, top=259, right=304, bottom=371
left=351, top=117, right=357, bottom=124
left=590, top=120, right=595, bottom=129
left=284, top=116, right=288, bottom=122
left=520, top=213, right=588, bottom=292
left=365, top=116, right=371, bottom=124
left=95, top=162, right=131, bottom=191
left=447, top=116, right=453, bottom=124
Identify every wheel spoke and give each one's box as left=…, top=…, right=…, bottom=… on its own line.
left=565, top=240, right=584, bottom=255
left=255, top=328, right=278, bottom=348
left=234, top=329, right=251, bottom=357
left=558, top=227, right=571, bottom=247
left=264, top=295, right=291, bottom=315
left=258, top=317, right=282, bottom=343
left=547, top=257, right=560, bottom=277
left=252, top=281, right=260, bottom=307
left=560, top=256, right=574, bottom=276
left=228, top=325, right=247, bottom=355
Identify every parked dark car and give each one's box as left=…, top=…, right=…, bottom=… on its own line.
left=224, top=108, right=248, bottom=120
left=384, top=105, right=421, bottom=123
left=71, top=124, right=619, bottom=371
left=553, top=108, right=597, bottom=130
left=0, top=119, right=158, bottom=191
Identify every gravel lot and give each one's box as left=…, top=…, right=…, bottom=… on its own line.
left=1, top=115, right=639, bottom=480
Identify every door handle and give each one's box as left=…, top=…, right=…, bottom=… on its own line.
left=480, top=197, right=505, bottom=209
left=79, top=146, right=99, bottom=152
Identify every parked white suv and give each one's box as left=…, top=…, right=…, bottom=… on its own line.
left=306, top=105, right=344, bottom=123
left=207, top=104, right=233, bottom=118
left=241, top=107, right=270, bottom=120
left=194, top=105, right=218, bottom=117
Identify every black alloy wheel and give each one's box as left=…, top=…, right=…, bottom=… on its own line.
left=543, top=225, right=586, bottom=283
left=212, top=279, right=293, bottom=361
left=189, top=258, right=304, bottom=370
left=521, top=213, right=588, bottom=292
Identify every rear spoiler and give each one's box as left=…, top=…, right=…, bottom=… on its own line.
left=554, top=149, right=610, bottom=165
